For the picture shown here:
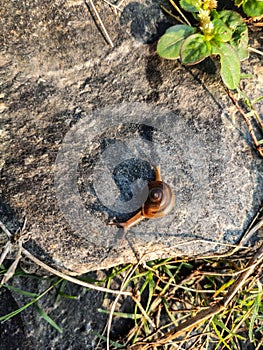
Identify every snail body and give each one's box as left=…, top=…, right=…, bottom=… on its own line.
left=110, top=165, right=175, bottom=231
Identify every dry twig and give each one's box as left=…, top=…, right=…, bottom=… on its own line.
left=85, top=0, right=114, bottom=47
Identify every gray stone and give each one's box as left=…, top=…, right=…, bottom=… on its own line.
left=1, top=0, right=262, bottom=277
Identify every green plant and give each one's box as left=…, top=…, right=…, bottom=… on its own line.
left=234, top=0, right=263, bottom=18
left=98, top=251, right=263, bottom=349
left=0, top=269, right=65, bottom=333
left=1, top=212, right=263, bottom=349
left=157, top=0, right=251, bottom=89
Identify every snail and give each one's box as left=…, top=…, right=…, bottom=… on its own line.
left=109, top=165, right=175, bottom=231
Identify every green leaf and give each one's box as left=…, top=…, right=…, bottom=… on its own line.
left=145, top=274, right=155, bottom=313
left=213, top=279, right=235, bottom=297
left=213, top=10, right=245, bottom=32
left=180, top=33, right=212, bottom=65
left=211, top=41, right=240, bottom=89
left=98, top=308, right=142, bottom=319
left=249, top=290, right=262, bottom=341
left=179, top=0, right=201, bottom=12
left=234, top=0, right=245, bottom=5
left=236, top=87, right=252, bottom=108
left=230, top=25, right=249, bottom=61
left=58, top=292, right=78, bottom=300
left=243, top=0, right=263, bottom=17
left=252, top=95, right=263, bottom=104
left=212, top=9, right=249, bottom=61
left=212, top=18, right=233, bottom=42
left=212, top=9, right=249, bottom=60
left=34, top=303, right=62, bottom=333
left=94, top=332, right=124, bottom=348
left=0, top=279, right=63, bottom=323
left=157, top=25, right=196, bottom=60
left=0, top=300, right=35, bottom=322
left=240, top=73, right=254, bottom=79
left=3, top=284, right=39, bottom=298
left=212, top=315, right=244, bottom=348
left=163, top=297, right=177, bottom=323
left=222, top=12, right=249, bottom=60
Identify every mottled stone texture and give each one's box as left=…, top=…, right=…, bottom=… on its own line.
left=1, top=0, right=262, bottom=277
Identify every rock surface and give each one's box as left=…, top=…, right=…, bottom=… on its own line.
left=1, top=0, right=263, bottom=275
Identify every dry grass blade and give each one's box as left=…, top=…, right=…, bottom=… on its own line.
left=85, top=0, right=114, bottom=47
left=131, top=304, right=224, bottom=349
left=256, top=338, right=263, bottom=350
left=160, top=5, right=187, bottom=25
left=249, top=47, right=263, bottom=56
left=239, top=206, right=263, bottom=246
left=131, top=218, right=263, bottom=349
left=116, top=0, right=126, bottom=8
left=226, top=89, right=263, bottom=157
left=0, top=241, right=12, bottom=267
left=0, top=219, right=132, bottom=296
left=0, top=244, right=22, bottom=287
left=222, top=243, right=263, bottom=306
left=131, top=294, right=157, bottom=330
left=106, top=263, right=140, bottom=350
left=0, top=220, right=12, bottom=238
left=105, top=259, right=158, bottom=350
left=102, top=0, right=124, bottom=13
left=21, top=247, right=132, bottom=296
left=168, top=0, right=191, bottom=26
left=0, top=219, right=27, bottom=286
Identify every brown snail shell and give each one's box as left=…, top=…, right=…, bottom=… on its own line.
left=109, top=165, right=175, bottom=231
left=142, top=180, right=175, bottom=219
